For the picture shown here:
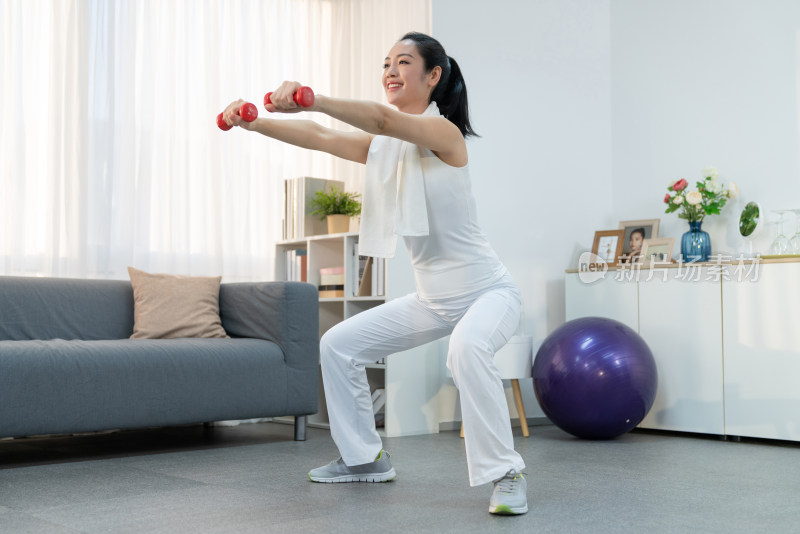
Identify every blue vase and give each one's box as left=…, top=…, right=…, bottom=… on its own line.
left=681, top=220, right=711, bottom=262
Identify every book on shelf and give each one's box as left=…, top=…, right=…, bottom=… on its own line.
left=372, top=388, right=386, bottom=428
left=318, top=284, right=345, bottom=298
left=282, top=177, right=345, bottom=240
left=374, top=256, right=385, bottom=297
left=319, top=266, right=345, bottom=286
left=352, top=242, right=368, bottom=296
left=371, top=388, right=386, bottom=413
left=357, top=257, right=372, bottom=296
left=283, top=249, right=307, bottom=282
left=351, top=242, right=386, bottom=297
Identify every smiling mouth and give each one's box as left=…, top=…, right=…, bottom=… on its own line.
left=386, top=83, right=403, bottom=90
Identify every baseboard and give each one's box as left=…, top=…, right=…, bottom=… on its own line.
left=439, top=417, right=552, bottom=432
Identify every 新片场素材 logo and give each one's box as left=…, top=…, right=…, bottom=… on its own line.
left=578, top=252, right=608, bottom=284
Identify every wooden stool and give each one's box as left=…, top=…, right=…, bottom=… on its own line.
left=459, top=335, right=533, bottom=439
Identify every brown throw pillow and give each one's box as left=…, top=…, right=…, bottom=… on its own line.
left=127, top=267, right=228, bottom=339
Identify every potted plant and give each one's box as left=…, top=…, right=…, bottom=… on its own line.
left=309, top=185, right=362, bottom=234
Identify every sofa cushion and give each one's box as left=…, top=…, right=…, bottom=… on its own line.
left=0, top=338, right=288, bottom=438
left=127, top=267, right=228, bottom=339
left=0, top=276, right=134, bottom=341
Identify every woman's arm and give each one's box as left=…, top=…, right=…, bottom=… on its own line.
left=247, top=117, right=372, bottom=164
left=223, top=99, right=372, bottom=164
left=266, top=83, right=467, bottom=167
left=313, top=96, right=467, bottom=167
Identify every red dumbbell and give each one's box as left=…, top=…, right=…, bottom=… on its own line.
left=216, top=102, right=258, bottom=131
left=263, top=86, right=315, bottom=110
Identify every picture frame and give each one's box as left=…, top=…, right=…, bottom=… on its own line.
left=640, top=237, right=676, bottom=264
left=618, top=219, right=660, bottom=264
left=592, top=229, right=625, bottom=266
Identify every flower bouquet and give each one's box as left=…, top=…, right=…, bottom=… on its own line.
left=664, top=167, right=737, bottom=222
left=663, top=167, right=738, bottom=261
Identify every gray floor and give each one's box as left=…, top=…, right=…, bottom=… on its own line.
left=1, top=422, right=799, bottom=534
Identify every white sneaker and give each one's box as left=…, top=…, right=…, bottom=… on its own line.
left=308, top=450, right=396, bottom=483
left=489, top=469, right=528, bottom=515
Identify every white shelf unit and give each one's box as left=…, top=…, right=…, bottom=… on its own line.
left=565, top=259, right=800, bottom=441
left=276, top=231, right=441, bottom=437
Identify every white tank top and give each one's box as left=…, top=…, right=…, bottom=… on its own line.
left=402, top=147, right=509, bottom=300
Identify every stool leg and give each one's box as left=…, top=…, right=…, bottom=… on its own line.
left=460, top=422, right=464, bottom=438
left=511, top=379, right=530, bottom=437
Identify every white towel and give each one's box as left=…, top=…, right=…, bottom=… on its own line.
left=358, top=102, right=440, bottom=258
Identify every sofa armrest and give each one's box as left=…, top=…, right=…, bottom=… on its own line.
left=218, top=281, right=319, bottom=374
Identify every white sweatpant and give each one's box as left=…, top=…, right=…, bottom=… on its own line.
left=319, top=278, right=526, bottom=486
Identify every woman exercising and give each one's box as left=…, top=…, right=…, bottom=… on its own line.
left=221, top=32, right=527, bottom=516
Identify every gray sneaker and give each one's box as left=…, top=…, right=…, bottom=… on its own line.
left=489, top=469, right=528, bottom=515
left=308, top=450, right=396, bottom=483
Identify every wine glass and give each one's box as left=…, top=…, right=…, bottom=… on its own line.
left=789, top=209, right=800, bottom=254
left=769, top=210, right=791, bottom=255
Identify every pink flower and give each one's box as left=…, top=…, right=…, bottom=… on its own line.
left=664, top=193, right=671, bottom=204
left=673, top=179, right=688, bottom=192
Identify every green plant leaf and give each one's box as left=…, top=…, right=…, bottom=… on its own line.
left=309, top=186, right=362, bottom=219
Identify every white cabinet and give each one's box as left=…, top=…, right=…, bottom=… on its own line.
left=722, top=262, right=800, bottom=441
left=566, top=260, right=800, bottom=441
left=564, top=273, right=638, bottom=330
left=276, top=232, right=441, bottom=437
left=638, top=269, right=724, bottom=434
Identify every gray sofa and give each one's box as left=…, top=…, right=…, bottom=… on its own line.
left=0, top=276, right=319, bottom=441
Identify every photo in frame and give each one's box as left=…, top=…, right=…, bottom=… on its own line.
left=592, top=229, right=625, bottom=265
left=640, top=237, right=676, bottom=264
left=618, top=219, right=660, bottom=264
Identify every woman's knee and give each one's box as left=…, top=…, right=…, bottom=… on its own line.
left=319, top=318, right=373, bottom=369
left=319, top=323, right=350, bottom=366
left=446, top=330, right=492, bottom=372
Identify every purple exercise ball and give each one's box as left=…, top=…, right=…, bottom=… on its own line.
left=532, top=317, right=658, bottom=440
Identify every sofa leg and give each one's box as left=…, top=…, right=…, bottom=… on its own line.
left=294, top=416, right=307, bottom=441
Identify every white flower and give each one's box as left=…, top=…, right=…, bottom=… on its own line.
left=706, top=177, right=723, bottom=194
left=727, top=182, right=738, bottom=198
left=702, top=166, right=719, bottom=180
left=673, top=195, right=684, bottom=205
left=686, top=190, right=703, bottom=205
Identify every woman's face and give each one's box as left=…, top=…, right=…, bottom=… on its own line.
left=383, top=40, right=440, bottom=113
left=630, top=232, right=644, bottom=253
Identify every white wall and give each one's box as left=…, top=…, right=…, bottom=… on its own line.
left=611, top=0, right=800, bottom=254
left=433, top=0, right=613, bottom=338
left=433, top=0, right=613, bottom=421
left=433, top=0, right=800, bottom=424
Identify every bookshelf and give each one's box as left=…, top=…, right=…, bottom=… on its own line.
left=276, top=231, right=442, bottom=437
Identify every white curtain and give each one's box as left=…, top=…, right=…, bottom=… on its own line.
left=1, top=0, right=88, bottom=277
left=1, top=0, right=430, bottom=281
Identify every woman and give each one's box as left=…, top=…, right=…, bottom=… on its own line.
left=620, top=227, right=645, bottom=264
left=222, top=32, right=527, bottom=516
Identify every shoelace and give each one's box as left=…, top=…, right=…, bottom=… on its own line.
left=331, top=451, right=389, bottom=468
left=494, top=471, right=525, bottom=494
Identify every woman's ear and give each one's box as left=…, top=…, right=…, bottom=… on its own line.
left=428, top=65, right=442, bottom=88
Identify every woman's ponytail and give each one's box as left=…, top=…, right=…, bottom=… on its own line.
left=399, top=32, right=478, bottom=138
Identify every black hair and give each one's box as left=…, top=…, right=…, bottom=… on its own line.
left=399, top=32, right=478, bottom=138
left=631, top=228, right=646, bottom=239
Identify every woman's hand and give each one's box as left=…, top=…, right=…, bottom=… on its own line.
left=222, top=99, right=257, bottom=130
left=264, top=81, right=309, bottom=113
